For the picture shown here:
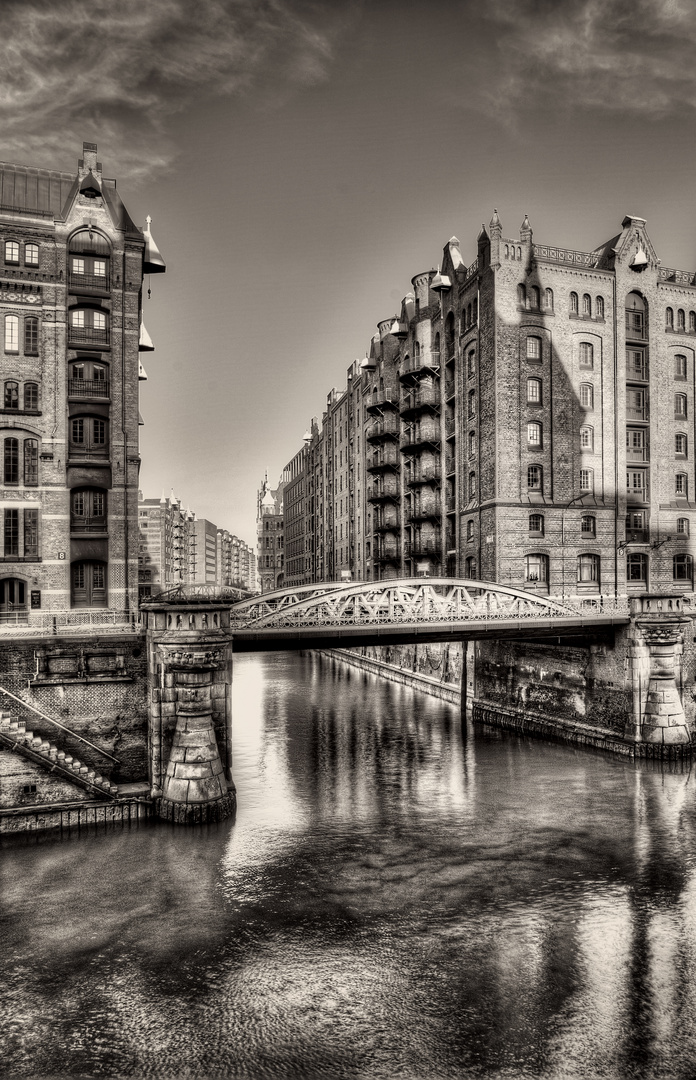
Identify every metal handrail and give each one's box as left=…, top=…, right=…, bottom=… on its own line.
left=0, top=683, right=120, bottom=763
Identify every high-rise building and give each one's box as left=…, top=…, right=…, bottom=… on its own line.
left=0, top=141, right=164, bottom=618
left=280, top=211, right=696, bottom=598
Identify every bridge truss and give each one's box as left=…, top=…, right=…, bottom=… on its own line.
left=229, top=579, right=630, bottom=633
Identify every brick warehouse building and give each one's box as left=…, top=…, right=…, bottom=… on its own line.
left=0, top=142, right=164, bottom=617
left=279, top=211, right=696, bottom=597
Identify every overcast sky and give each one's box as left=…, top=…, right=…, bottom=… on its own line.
left=2, top=0, right=696, bottom=544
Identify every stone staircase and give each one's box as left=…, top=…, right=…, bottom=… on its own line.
left=0, top=710, right=119, bottom=799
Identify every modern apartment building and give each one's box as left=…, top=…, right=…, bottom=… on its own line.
left=137, top=492, right=195, bottom=601
left=279, top=211, right=696, bottom=597
left=0, top=141, right=164, bottom=618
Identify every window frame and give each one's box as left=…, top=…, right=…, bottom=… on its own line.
left=4, top=315, right=19, bottom=354
left=527, top=421, right=542, bottom=448
left=527, top=464, right=542, bottom=491
left=579, top=342, right=594, bottom=369
left=528, top=513, right=544, bottom=536
left=526, top=377, right=542, bottom=405
left=524, top=553, right=548, bottom=584
left=580, top=382, right=594, bottom=409
left=526, top=335, right=542, bottom=362
left=581, top=515, right=596, bottom=537
left=673, top=553, right=693, bottom=583
left=24, top=243, right=39, bottom=268
left=4, top=241, right=19, bottom=266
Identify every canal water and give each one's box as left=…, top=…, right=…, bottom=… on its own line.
left=3, top=652, right=696, bottom=1080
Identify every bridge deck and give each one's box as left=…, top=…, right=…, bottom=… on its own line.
left=230, top=613, right=629, bottom=652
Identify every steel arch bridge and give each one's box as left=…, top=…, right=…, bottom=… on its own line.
left=227, top=579, right=631, bottom=651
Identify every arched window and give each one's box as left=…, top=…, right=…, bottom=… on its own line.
left=472, top=299, right=478, bottom=323
left=24, top=317, right=38, bottom=355
left=530, top=286, right=540, bottom=309
left=544, top=288, right=554, bottom=310
left=675, top=393, right=687, bottom=418
left=24, top=383, right=38, bottom=412
left=4, top=382, right=18, bottom=410
left=527, top=421, right=542, bottom=447
left=526, top=335, right=541, bottom=361
left=690, top=311, right=696, bottom=332
left=518, top=284, right=526, bottom=307
left=527, top=464, right=542, bottom=490
left=596, top=296, right=604, bottom=319
left=676, top=433, right=687, bottom=456
left=69, top=308, right=108, bottom=345
left=71, top=489, right=107, bottom=531
left=676, top=473, right=688, bottom=498
left=467, top=350, right=475, bottom=378
left=525, top=553, right=548, bottom=584
left=4, top=241, right=19, bottom=265
left=666, top=307, right=674, bottom=329
left=675, top=354, right=687, bottom=378
left=581, top=515, right=596, bottom=536
left=468, top=430, right=475, bottom=457
left=577, top=553, right=600, bottom=587
left=444, top=313, right=455, bottom=358
left=516, top=246, right=522, bottom=260
left=505, top=245, right=509, bottom=258
left=570, top=292, right=578, bottom=315
left=626, top=292, right=646, bottom=338
left=466, top=519, right=474, bottom=541
left=579, top=467, right=594, bottom=492
left=465, top=556, right=476, bottom=580
left=466, top=304, right=472, bottom=327
left=580, top=425, right=593, bottom=450
left=468, top=471, right=476, bottom=498
left=0, top=578, right=26, bottom=620
left=677, top=517, right=690, bottom=536
left=674, top=554, right=693, bottom=583
left=68, top=229, right=110, bottom=289
left=529, top=513, right=544, bottom=535
left=678, top=309, right=686, bottom=331
left=627, top=552, right=648, bottom=585
left=580, top=383, right=594, bottom=409
left=4, top=315, right=18, bottom=353
left=582, top=294, right=591, bottom=316
left=579, top=342, right=594, bottom=368
left=526, top=377, right=541, bottom=404
left=24, top=243, right=39, bottom=267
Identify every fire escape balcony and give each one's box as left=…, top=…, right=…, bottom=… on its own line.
left=409, top=501, right=441, bottom=523
left=404, top=537, right=441, bottom=559
left=407, top=462, right=441, bottom=486
left=368, top=484, right=399, bottom=504
left=373, top=540, right=400, bottom=564
left=366, top=416, right=400, bottom=443
left=373, top=513, right=400, bottom=533
left=367, top=447, right=400, bottom=473
left=365, top=390, right=400, bottom=414
left=400, top=386, right=441, bottom=418
left=400, top=427, right=441, bottom=455
left=399, top=350, right=441, bottom=380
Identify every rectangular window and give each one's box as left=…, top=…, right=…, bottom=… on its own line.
left=676, top=474, right=688, bottom=497
left=581, top=515, right=596, bottom=536
left=24, top=509, right=38, bottom=556
left=527, top=465, right=542, bottom=490
left=675, top=354, right=688, bottom=379
left=527, top=378, right=541, bottom=404
left=627, top=470, right=646, bottom=493
left=580, top=384, right=594, bottom=409
left=24, top=317, right=38, bottom=355
left=579, top=468, right=593, bottom=492
left=24, top=440, right=38, bottom=487
left=4, top=509, right=18, bottom=556
left=24, top=244, right=39, bottom=267
left=627, top=388, right=645, bottom=419
left=72, top=258, right=85, bottom=275
left=580, top=426, right=593, bottom=450
left=526, top=336, right=541, bottom=361
left=72, top=419, right=84, bottom=444
left=4, top=315, right=18, bottom=353
left=71, top=310, right=85, bottom=328
left=627, top=350, right=646, bottom=379
left=675, top=394, right=687, bottom=418
left=4, top=438, right=18, bottom=485
left=5, top=241, right=19, bottom=265
left=527, top=422, right=542, bottom=447
left=93, top=259, right=106, bottom=277
left=468, top=390, right=476, bottom=418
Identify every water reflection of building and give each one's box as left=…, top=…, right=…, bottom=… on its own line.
left=280, top=213, right=696, bottom=594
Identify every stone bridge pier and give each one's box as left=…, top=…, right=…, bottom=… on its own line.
left=142, top=597, right=235, bottom=824
left=627, top=596, right=692, bottom=748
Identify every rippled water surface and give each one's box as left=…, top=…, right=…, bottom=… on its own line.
left=3, top=652, right=696, bottom=1079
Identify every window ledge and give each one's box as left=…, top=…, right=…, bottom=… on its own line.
left=0, top=409, right=42, bottom=417
left=0, top=556, right=41, bottom=562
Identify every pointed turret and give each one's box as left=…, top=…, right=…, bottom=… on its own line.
left=143, top=215, right=166, bottom=274
left=520, top=213, right=532, bottom=242
left=489, top=209, right=501, bottom=232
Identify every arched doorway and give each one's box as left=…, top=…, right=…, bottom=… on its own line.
left=0, top=577, right=27, bottom=622
left=71, top=561, right=107, bottom=608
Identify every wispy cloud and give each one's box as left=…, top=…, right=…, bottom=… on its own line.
left=481, top=0, right=696, bottom=119
left=0, top=0, right=352, bottom=178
